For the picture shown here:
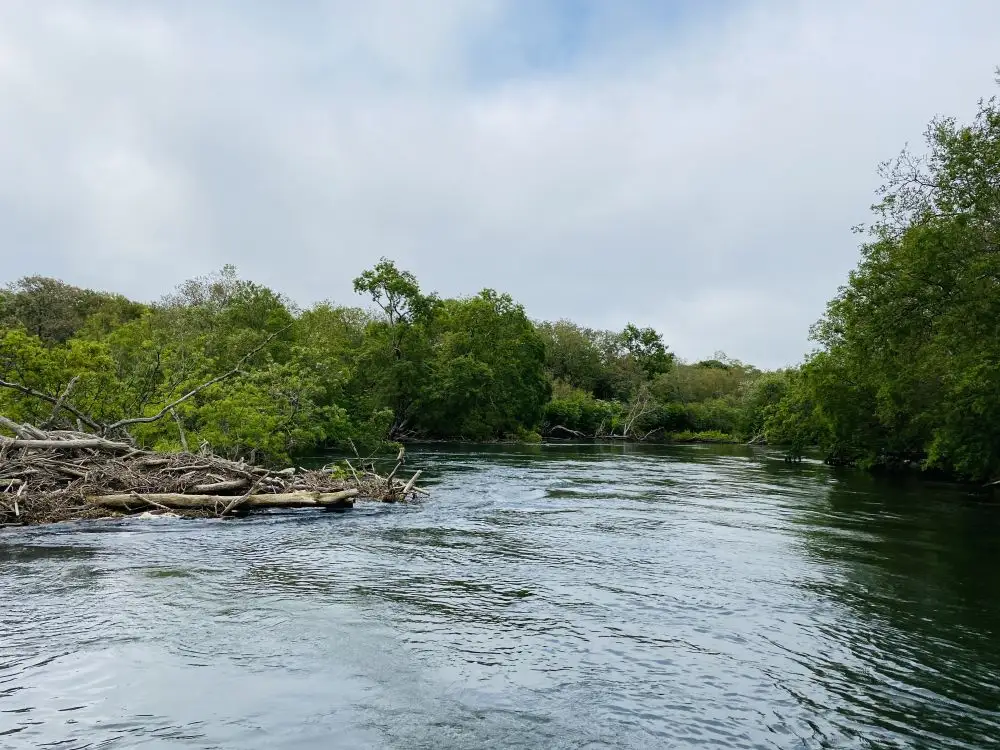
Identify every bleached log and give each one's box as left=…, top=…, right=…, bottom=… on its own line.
left=401, top=470, right=422, bottom=497
left=86, top=489, right=358, bottom=510
left=0, top=436, right=133, bottom=452
left=192, top=478, right=248, bottom=493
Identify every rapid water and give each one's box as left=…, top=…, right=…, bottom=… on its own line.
left=2, top=443, right=999, bottom=749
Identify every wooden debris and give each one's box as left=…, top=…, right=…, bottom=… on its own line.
left=1, top=422, right=426, bottom=526
left=88, top=489, right=358, bottom=510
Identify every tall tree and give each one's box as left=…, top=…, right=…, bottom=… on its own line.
left=796, top=76, right=1000, bottom=478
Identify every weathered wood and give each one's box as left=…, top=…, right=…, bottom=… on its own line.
left=86, top=489, right=358, bottom=510
left=402, top=470, right=422, bottom=497
left=0, top=416, right=35, bottom=440
left=192, top=478, right=248, bottom=493
left=0, top=436, right=133, bottom=452
left=169, top=407, right=190, bottom=453
left=44, top=376, right=79, bottom=429
left=549, top=425, right=585, bottom=438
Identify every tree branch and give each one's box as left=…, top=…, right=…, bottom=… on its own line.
left=169, top=407, right=190, bottom=452
left=0, top=415, right=34, bottom=440
left=0, top=378, right=103, bottom=431
left=104, top=324, right=292, bottom=434
left=43, top=375, right=79, bottom=429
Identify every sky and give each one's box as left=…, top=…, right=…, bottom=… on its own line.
left=0, top=1, right=997, bottom=368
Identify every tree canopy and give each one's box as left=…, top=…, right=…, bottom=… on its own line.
left=757, top=78, right=1000, bottom=480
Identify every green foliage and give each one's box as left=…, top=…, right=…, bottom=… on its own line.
left=0, top=328, right=126, bottom=425
left=684, top=398, right=740, bottom=435
left=738, top=371, right=790, bottom=438
left=535, top=321, right=606, bottom=393
left=621, top=324, right=674, bottom=379
left=766, top=78, right=1000, bottom=479
left=669, top=430, right=737, bottom=443
left=1, top=276, right=145, bottom=344
left=0, top=261, right=559, bottom=456
left=544, top=385, right=621, bottom=435
left=416, top=291, right=550, bottom=439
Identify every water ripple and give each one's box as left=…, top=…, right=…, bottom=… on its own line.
left=1, top=443, right=999, bottom=749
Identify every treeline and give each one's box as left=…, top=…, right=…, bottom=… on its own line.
left=3, top=76, right=998, bottom=482
left=754, top=80, right=1000, bottom=483
left=0, top=260, right=775, bottom=463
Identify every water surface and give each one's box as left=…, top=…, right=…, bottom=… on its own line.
left=2, top=443, right=999, bottom=748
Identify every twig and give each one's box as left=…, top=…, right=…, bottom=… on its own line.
left=131, top=491, right=174, bottom=513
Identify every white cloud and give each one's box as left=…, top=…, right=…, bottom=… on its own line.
left=0, top=0, right=996, bottom=367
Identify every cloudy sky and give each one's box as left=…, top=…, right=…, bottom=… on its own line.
left=0, top=1, right=997, bottom=367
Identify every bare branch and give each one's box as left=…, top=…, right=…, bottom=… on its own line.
left=0, top=415, right=35, bottom=440
left=0, top=378, right=103, bottom=431
left=43, top=376, right=79, bottom=429
left=105, top=324, right=292, bottom=433
left=0, top=436, right=134, bottom=452
left=169, top=407, right=190, bottom=452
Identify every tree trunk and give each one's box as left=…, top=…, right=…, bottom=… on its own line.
left=86, top=489, right=358, bottom=510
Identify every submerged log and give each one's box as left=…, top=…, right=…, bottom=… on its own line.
left=86, top=489, right=359, bottom=511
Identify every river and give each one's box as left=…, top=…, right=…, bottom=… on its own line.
left=2, top=443, right=999, bottom=749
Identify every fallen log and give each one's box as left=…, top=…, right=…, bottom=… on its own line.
left=86, top=489, right=359, bottom=511
left=0, top=436, right=134, bottom=452
left=192, top=478, right=248, bottom=493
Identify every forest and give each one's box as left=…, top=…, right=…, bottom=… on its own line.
left=1, top=81, right=998, bottom=483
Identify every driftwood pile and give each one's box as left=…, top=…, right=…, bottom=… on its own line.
left=0, top=423, right=424, bottom=527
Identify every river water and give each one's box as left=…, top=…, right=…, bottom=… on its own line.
left=2, top=443, right=999, bottom=749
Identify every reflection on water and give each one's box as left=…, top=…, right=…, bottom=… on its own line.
left=1, top=443, right=998, bottom=749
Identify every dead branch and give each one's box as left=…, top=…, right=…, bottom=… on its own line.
left=193, top=478, right=248, bottom=493
left=0, top=417, right=423, bottom=526
left=0, top=378, right=102, bottom=431
left=548, top=425, right=585, bottom=438
left=0, top=436, right=134, bottom=452
left=104, top=324, right=293, bottom=434
left=401, top=470, right=422, bottom=498
left=169, top=407, right=190, bottom=452
left=44, top=376, right=79, bottom=429
left=0, top=416, right=35, bottom=440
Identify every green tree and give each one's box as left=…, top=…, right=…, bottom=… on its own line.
left=787, top=76, right=1000, bottom=479
left=418, top=291, right=550, bottom=439
left=1, top=276, right=144, bottom=344
left=352, top=259, right=438, bottom=437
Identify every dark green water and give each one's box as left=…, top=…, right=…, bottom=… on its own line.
left=2, top=443, right=999, bottom=749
